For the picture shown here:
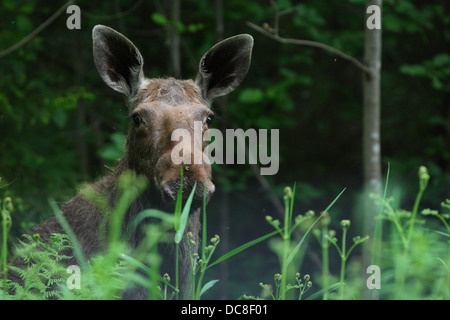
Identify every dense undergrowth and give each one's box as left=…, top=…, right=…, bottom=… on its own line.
left=0, top=166, right=449, bottom=300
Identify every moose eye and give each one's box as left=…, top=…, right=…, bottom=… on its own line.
left=132, top=113, right=142, bottom=126
left=205, top=114, right=215, bottom=126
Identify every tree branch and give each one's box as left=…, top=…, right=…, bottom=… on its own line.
left=81, top=0, right=144, bottom=20
left=0, top=0, right=75, bottom=59
left=246, top=21, right=372, bottom=75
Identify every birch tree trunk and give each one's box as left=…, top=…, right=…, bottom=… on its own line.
left=362, top=0, right=382, bottom=299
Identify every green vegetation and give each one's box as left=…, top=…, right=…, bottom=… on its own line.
left=1, top=166, right=448, bottom=300
left=0, top=0, right=448, bottom=300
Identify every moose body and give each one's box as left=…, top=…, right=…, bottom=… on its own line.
left=9, top=25, right=253, bottom=299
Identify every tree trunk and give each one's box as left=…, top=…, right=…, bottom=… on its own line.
left=362, top=0, right=382, bottom=299
left=72, top=30, right=89, bottom=177
left=169, top=0, right=181, bottom=78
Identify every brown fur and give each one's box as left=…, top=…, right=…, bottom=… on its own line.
left=8, top=26, right=253, bottom=299
left=10, top=80, right=211, bottom=299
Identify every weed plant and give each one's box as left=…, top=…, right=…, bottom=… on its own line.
left=0, top=166, right=449, bottom=300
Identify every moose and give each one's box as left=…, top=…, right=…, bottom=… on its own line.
left=9, top=25, right=253, bottom=299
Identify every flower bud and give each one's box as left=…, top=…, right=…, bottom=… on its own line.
left=306, top=210, right=315, bottom=218
left=211, top=234, right=220, bottom=244
left=340, top=219, right=351, bottom=230
left=418, top=166, right=430, bottom=190
left=283, top=186, right=293, bottom=201
left=274, top=273, right=282, bottom=283
left=294, top=215, right=304, bottom=225
left=418, top=166, right=429, bottom=180
left=205, top=245, right=214, bottom=254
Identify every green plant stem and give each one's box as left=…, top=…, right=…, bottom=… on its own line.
left=194, top=269, right=204, bottom=300
left=406, top=187, right=425, bottom=252
left=194, top=255, right=208, bottom=299
left=1, top=210, right=8, bottom=293
left=194, top=186, right=209, bottom=300
left=190, top=260, right=196, bottom=300
left=339, top=227, right=347, bottom=300
left=174, top=167, right=183, bottom=300
left=164, top=281, right=168, bottom=300
left=322, top=225, right=329, bottom=300
left=175, top=243, right=179, bottom=300
left=436, top=214, right=450, bottom=233
left=280, top=199, right=290, bottom=300
left=194, top=241, right=218, bottom=300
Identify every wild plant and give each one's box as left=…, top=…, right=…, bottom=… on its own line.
left=371, top=166, right=450, bottom=299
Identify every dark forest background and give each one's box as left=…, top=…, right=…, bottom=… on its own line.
left=1, top=0, right=449, bottom=298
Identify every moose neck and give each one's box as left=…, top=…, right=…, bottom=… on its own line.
left=109, top=151, right=201, bottom=298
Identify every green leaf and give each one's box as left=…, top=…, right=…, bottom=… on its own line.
left=199, top=279, right=219, bottom=298
left=305, top=283, right=340, bottom=300
left=432, top=77, right=442, bottom=90
left=49, top=199, right=87, bottom=268
left=208, top=230, right=279, bottom=269
left=174, top=182, right=197, bottom=244
left=286, top=188, right=346, bottom=266
left=431, top=53, right=450, bottom=67
left=400, top=64, right=426, bottom=76
left=187, top=23, right=204, bottom=33
left=238, top=88, right=264, bottom=104
left=202, top=185, right=208, bottom=261
left=151, top=12, right=168, bottom=26
left=174, top=167, right=184, bottom=232
left=129, top=209, right=175, bottom=232
left=16, top=15, right=33, bottom=33
left=98, top=133, right=126, bottom=161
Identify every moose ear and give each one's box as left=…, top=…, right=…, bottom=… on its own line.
left=92, top=25, right=144, bottom=98
left=195, top=34, right=253, bottom=101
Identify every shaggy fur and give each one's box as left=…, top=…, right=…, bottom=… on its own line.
left=8, top=25, right=253, bottom=299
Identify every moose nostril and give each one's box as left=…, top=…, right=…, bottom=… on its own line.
left=162, top=183, right=176, bottom=201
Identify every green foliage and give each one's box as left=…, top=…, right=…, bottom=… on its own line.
left=1, top=167, right=449, bottom=300
left=3, top=233, right=72, bottom=300
left=1, top=0, right=449, bottom=300
left=400, top=53, right=450, bottom=90
left=369, top=166, right=450, bottom=299
left=243, top=185, right=346, bottom=300
left=326, top=220, right=369, bottom=299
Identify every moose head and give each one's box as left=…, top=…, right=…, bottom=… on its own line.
left=92, top=25, right=253, bottom=210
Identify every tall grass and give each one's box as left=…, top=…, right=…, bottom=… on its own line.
left=0, top=166, right=449, bottom=299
